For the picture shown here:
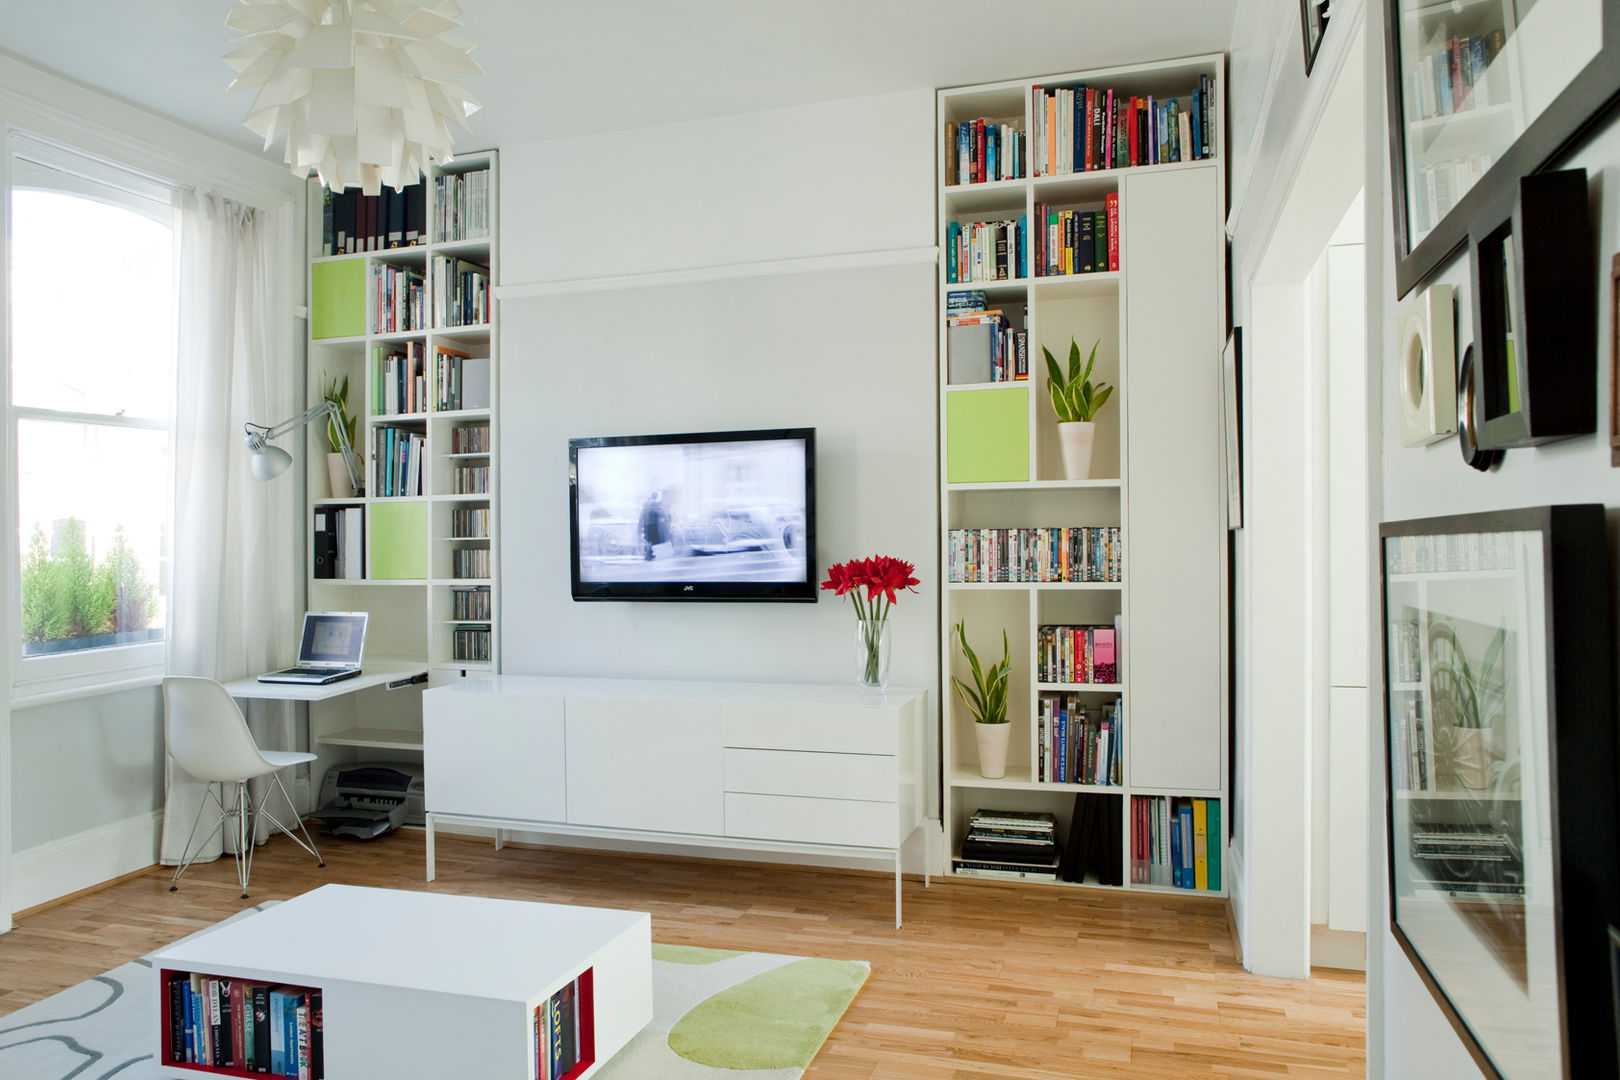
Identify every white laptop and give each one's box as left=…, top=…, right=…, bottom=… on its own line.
left=258, top=612, right=369, bottom=685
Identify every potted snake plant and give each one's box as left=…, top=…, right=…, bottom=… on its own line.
left=1044, top=337, right=1113, bottom=480
left=952, top=620, right=1013, bottom=779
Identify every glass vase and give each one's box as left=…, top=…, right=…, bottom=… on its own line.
left=854, top=618, right=892, bottom=689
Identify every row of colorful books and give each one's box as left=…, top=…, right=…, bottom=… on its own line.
left=1035, top=196, right=1118, bottom=277
left=451, top=585, right=492, bottom=620
left=321, top=182, right=426, bottom=255
left=1038, top=694, right=1122, bottom=785
left=450, top=423, right=491, bottom=454
left=453, top=464, right=491, bottom=494
left=375, top=343, right=428, bottom=416
left=947, top=527, right=1121, bottom=584
left=1410, top=33, right=1506, bottom=122
left=1384, top=530, right=1517, bottom=574
left=1037, top=622, right=1120, bottom=684
left=946, top=310, right=1026, bottom=383
left=371, top=262, right=425, bottom=334
left=437, top=350, right=492, bottom=411
left=451, top=506, right=491, bottom=539
left=434, top=168, right=493, bottom=244
left=953, top=808, right=1058, bottom=880
left=945, top=216, right=1025, bottom=284
left=455, top=625, right=493, bottom=662
left=533, top=972, right=588, bottom=1080
left=163, top=972, right=322, bottom=1077
left=945, top=117, right=1026, bottom=185
left=1131, top=795, right=1221, bottom=890
left=373, top=426, right=426, bottom=498
left=433, top=255, right=491, bottom=327
left=1030, top=77, right=1215, bottom=175
left=454, top=547, right=491, bottom=578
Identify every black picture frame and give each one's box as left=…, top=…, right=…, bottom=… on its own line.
left=1380, top=505, right=1618, bottom=1080
left=1384, top=0, right=1620, bottom=299
left=1222, top=329, right=1243, bottom=530
left=1467, top=169, right=1595, bottom=450
left=1300, top=0, right=1330, bottom=75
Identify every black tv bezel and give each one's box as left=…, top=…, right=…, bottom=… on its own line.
left=568, top=427, right=818, bottom=603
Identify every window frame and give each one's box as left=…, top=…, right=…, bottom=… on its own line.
left=4, top=131, right=179, bottom=702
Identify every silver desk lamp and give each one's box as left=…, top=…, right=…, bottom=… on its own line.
left=243, top=400, right=362, bottom=493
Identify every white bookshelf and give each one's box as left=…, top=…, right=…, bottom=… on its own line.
left=938, top=56, right=1229, bottom=894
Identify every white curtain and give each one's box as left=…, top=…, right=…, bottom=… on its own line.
left=160, top=190, right=299, bottom=865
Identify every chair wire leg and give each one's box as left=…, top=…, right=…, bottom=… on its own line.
left=257, top=770, right=325, bottom=868
left=170, top=785, right=229, bottom=891
left=233, top=781, right=252, bottom=899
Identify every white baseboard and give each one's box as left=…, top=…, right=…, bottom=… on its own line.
left=1311, top=925, right=1367, bottom=971
left=11, top=809, right=162, bottom=912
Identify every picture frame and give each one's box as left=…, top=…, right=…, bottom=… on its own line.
left=1383, top=0, right=1620, bottom=299
left=1380, top=505, right=1618, bottom=1079
left=1467, top=169, right=1594, bottom=450
left=1609, top=254, right=1620, bottom=466
left=1300, top=0, right=1330, bottom=75
left=1221, top=328, right=1243, bottom=530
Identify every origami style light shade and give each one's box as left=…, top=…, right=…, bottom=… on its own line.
left=224, top=0, right=482, bottom=195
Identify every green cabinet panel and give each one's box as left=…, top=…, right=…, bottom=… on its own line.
left=946, top=388, right=1029, bottom=483
left=369, top=501, right=427, bottom=580
left=311, top=259, right=367, bottom=340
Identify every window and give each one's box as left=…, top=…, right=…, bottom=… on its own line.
left=6, top=135, right=177, bottom=695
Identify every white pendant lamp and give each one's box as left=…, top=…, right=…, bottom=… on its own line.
left=224, top=0, right=482, bottom=195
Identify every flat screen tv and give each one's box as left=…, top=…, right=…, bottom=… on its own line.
left=569, top=428, right=816, bottom=602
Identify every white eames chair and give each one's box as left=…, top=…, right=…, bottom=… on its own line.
left=163, top=676, right=324, bottom=897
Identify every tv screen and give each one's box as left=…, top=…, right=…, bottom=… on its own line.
left=569, top=428, right=816, bottom=601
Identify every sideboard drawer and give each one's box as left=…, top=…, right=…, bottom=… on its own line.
left=723, top=748, right=896, bottom=802
left=724, top=792, right=897, bottom=848
left=721, top=704, right=897, bottom=755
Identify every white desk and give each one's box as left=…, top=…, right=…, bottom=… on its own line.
left=220, top=660, right=431, bottom=704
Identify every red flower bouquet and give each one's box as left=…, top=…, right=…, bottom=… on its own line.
left=823, top=555, right=920, bottom=687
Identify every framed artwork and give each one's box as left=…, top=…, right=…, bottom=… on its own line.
left=1383, top=0, right=1620, bottom=298
left=1467, top=169, right=1594, bottom=450
left=1300, top=0, right=1330, bottom=75
left=1221, top=329, right=1243, bottom=530
left=1381, top=505, right=1618, bottom=1079
left=1610, top=254, right=1620, bottom=466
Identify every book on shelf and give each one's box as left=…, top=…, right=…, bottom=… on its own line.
left=534, top=972, right=590, bottom=1080
left=375, top=341, right=427, bottom=415
left=432, top=255, right=491, bottom=327
left=373, top=426, right=426, bottom=498
left=1058, top=792, right=1123, bottom=885
left=1037, top=619, right=1122, bottom=684
left=945, top=216, right=1027, bottom=284
left=1131, top=795, right=1221, bottom=890
left=450, top=422, right=491, bottom=453
left=948, top=526, right=1121, bottom=583
left=945, top=117, right=1028, bottom=186
left=1037, top=694, right=1123, bottom=785
left=321, top=182, right=427, bottom=256
left=164, top=972, right=321, bottom=1077
left=451, top=585, right=492, bottom=620
left=1411, top=31, right=1506, bottom=121
left=371, top=262, right=426, bottom=333
left=1034, top=193, right=1118, bottom=277
left=451, top=505, right=491, bottom=539
left=947, top=311, right=1026, bottom=384
left=434, top=167, right=492, bottom=243
left=954, top=809, right=1059, bottom=880
left=453, top=547, right=492, bottom=579
left=1030, top=76, right=1214, bottom=177
left=313, top=507, right=364, bottom=580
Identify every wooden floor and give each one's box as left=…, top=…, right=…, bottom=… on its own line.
left=0, top=832, right=1365, bottom=1078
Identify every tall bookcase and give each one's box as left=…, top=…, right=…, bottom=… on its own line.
left=938, top=57, right=1229, bottom=894
left=303, top=150, right=500, bottom=759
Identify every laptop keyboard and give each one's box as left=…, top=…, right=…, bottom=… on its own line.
left=285, top=667, right=338, bottom=675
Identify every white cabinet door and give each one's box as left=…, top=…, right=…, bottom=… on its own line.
left=565, top=698, right=723, bottom=834
left=424, top=690, right=566, bottom=821
left=1124, top=165, right=1225, bottom=793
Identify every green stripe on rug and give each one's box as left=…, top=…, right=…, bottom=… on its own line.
left=667, top=957, right=869, bottom=1070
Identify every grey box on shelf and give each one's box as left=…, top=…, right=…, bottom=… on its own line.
left=462, top=356, right=491, bottom=410
left=948, top=323, right=992, bottom=384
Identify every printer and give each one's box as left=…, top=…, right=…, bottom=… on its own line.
left=314, top=762, right=426, bottom=840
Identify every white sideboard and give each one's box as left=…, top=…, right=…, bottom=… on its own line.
left=422, top=676, right=929, bottom=926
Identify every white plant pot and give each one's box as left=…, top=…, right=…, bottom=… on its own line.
left=1057, top=421, right=1096, bottom=480
left=327, top=452, right=357, bottom=499
left=975, top=722, right=1011, bottom=780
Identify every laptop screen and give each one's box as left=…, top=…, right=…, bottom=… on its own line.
left=298, top=612, right=368, bottom=666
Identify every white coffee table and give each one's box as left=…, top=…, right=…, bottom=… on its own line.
left=151, top=884, right=652, bottom=1079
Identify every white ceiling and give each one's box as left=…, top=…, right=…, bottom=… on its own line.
left=1, top=1, right=1239, bottom=157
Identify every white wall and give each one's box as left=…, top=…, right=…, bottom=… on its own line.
left=0, top=53, right=306, bottom=919
left=1366, top=6, right=1620, bottom=1070
left=493, top=91, right=942, bottom=867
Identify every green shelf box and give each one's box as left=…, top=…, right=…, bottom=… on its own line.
left=311, top=259, right=367, bottom=340
left=369, top=501, right=427, bottom=580
left=946, top=387, right=1029, bottom=483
